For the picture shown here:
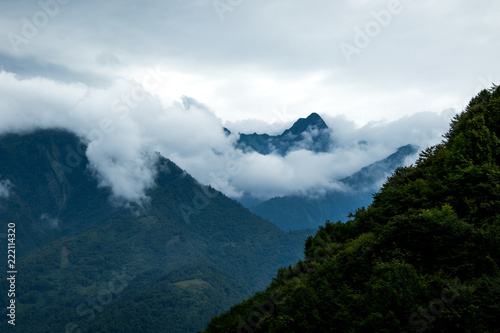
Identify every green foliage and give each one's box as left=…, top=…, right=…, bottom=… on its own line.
left=202, top=86, right=500, bottom=332
left=0, top=130, right=116, bottom=256
left=0, top=130, right=310, bottom=332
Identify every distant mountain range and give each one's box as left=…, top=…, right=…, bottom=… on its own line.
left=0, top=129, right=310, bottom=333
left=0, top=114, right=419, bottom=332
left=225, top=113, right=419, bottom=230
left=251, top=144, right=419, bottom=230
left=227, top=112, right=332, bottom=156
left=202, top=86, right=500, bottom=333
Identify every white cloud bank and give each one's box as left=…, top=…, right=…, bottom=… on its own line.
left=0, top=70, right=457, bottom=202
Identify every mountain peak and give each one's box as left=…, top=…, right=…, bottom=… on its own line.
left=235, top=113, right=331, bottom=156
left=284, top=113, right=328, bottom=136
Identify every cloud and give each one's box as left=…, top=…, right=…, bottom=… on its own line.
left=325, top=110, right=456, bottom=152
left=0, top=0, right=497, bottom=208
left=0, top=179, right=12, bottom=198
left=0, top=0, right=497, bottom=127
left=0, top=52, right=111, bottom=87
left=40, top=213, right=59, bottom=229
left=0, top=71, right=234, bottom=202
left=209, top=111, right=454, bottom=200
left=0, top=69, right=458, bottom=202
left=221, top=143, right=387, bottom=200
left=195, top=116, right=452, bottom=200
left=224, top=118, right=294, bottom=136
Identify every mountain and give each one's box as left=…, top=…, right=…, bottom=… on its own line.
left=202, top=86, right=500, bottom=332
left=250, top=144, right=419, bottom=230
left=234, top=113, right=332, bottom=156
left=0, top=129, right=309, bottom=333
left=227, top=112, right=419, bottom=231
left=340, top=144, right=419, bottom=190
left=0, top=130, right=117, bottom=256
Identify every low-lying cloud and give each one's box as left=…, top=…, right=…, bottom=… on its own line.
left=40, top=213, right=60, bottom=229
left=0, top=70, right=456, bottom=202
left=0, top=71, right=233, bottom=202
left=0, top=179, right=12, bottom=198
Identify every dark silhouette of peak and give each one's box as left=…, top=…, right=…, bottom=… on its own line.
left=283, top=112, right=329, bottom=136
left=235, top=113, right=332, bottom=156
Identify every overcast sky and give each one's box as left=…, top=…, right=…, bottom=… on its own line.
left=1, top=0, right=499, bottom=201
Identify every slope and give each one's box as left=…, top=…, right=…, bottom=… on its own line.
left=202, top=86, right=500, bottom=332
left=251, top=144, right=419, bottom=230
left=0, top=129, right=116, bottom=256
left=0, top=129, right=309, bottom=333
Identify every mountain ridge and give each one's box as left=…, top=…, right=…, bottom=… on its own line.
left=250, top=144, right=419, bottom=230
left=0, top=129, right=310, bottom=333
left=202, top=86, right=500, bottom=333
left=232, top=112, right=332, bottom=156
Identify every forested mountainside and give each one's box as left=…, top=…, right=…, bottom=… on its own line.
left=0, top=130, right=309, bottom=333
left=0, top=130, right=116, bottom=256
left=203, top=87, right=500, bottom=333
left=232, top=112, right=419, bottom=231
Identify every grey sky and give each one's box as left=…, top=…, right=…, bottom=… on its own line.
left=0, top=0, right=498, bottom=200
left=2, top=0, right=499, bottom=124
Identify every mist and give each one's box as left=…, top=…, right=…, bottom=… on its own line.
left=0, top=70, right=456, bottom=202
left=0, top=179, right=12, bottom=198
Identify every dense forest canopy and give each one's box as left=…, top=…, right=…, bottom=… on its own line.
left=203, top=85, right=500, bottom=333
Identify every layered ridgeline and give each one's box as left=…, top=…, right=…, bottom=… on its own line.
left=203, top=87, right=500, bottom=332
left=0, top=130, right=309, bottom=333
left=232, top=113, right=332, bottom=156
left=252, top=144, right=418, bottom=230
left=230, top=112, right=418, bottom=230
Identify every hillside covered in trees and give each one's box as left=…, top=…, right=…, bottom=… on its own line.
left=203, top=86, right=500, bottom=332
left=0, top=130, right=309, bottom=333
